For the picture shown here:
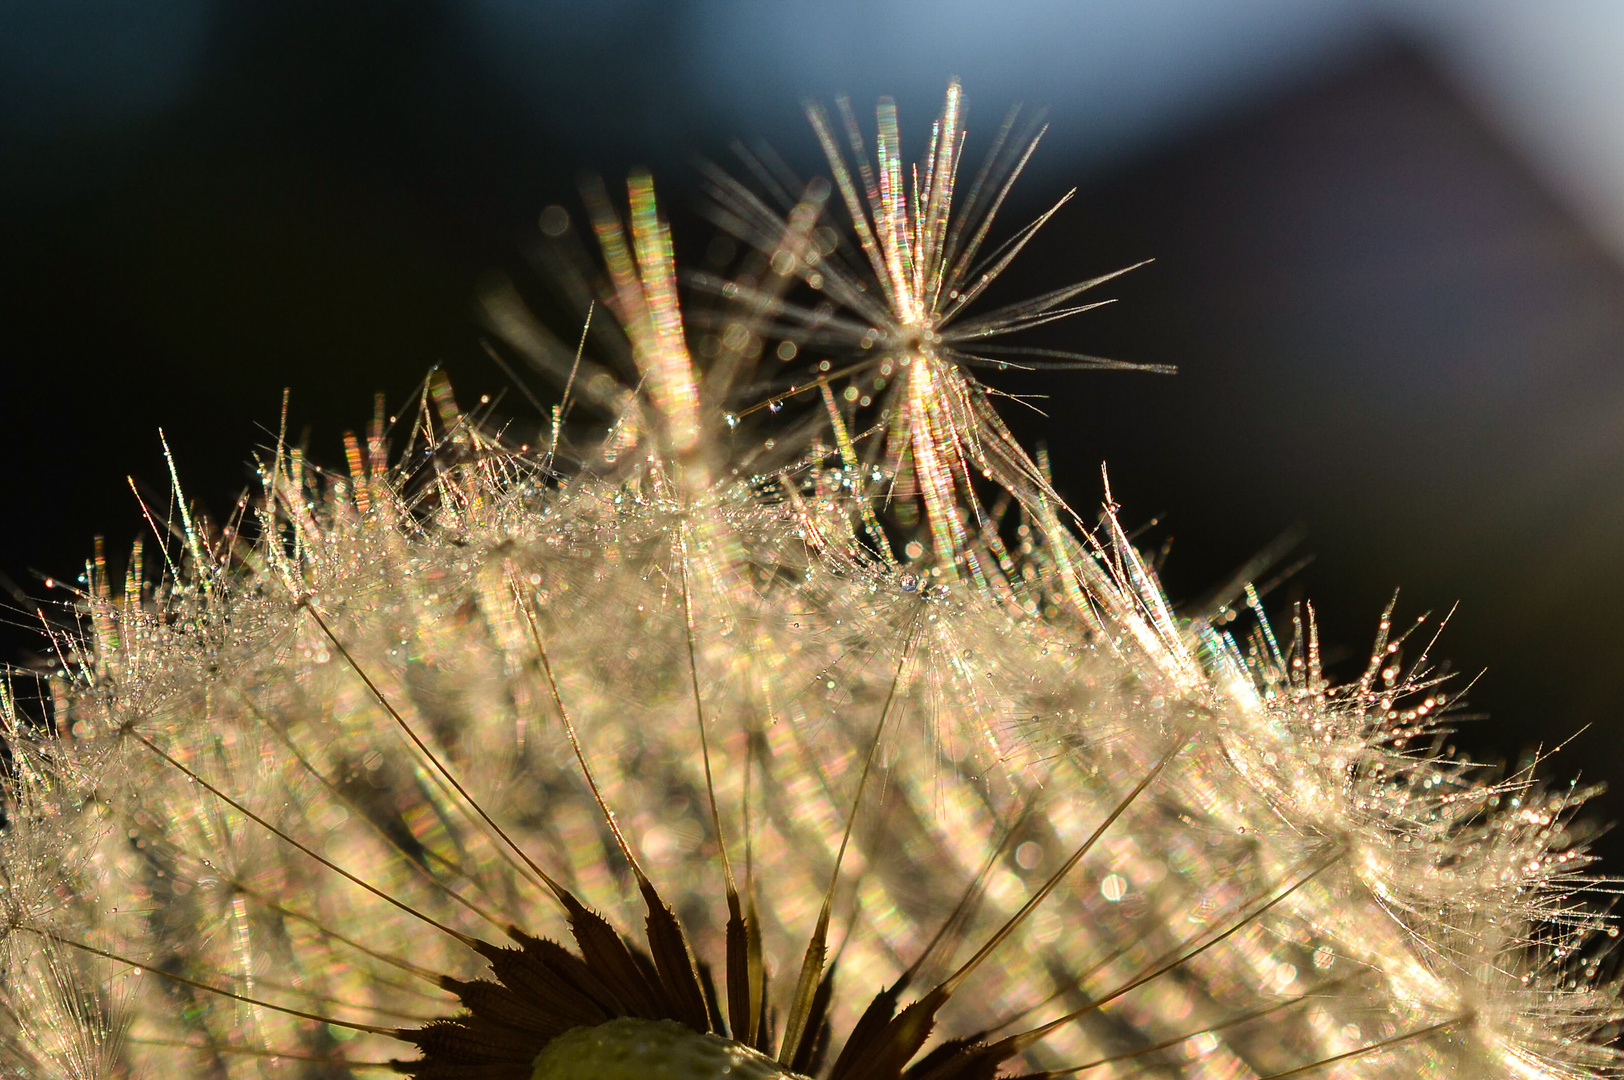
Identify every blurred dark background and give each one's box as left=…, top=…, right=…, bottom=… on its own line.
left=4, top=2, right=1624, bottom=857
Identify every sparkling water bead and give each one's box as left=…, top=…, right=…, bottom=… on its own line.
left=530, top=1019, right=807, bottom=1080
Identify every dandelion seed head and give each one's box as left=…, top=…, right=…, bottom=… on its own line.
left=1, top=83, right=1619, bottom=1080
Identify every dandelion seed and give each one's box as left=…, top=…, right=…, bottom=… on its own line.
left=701, top=80, right=1168, bottom=582
left=1, top=83, right=1620, bottom=1080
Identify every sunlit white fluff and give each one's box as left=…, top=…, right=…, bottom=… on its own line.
left=0, top=83, right=1618, bottom=1080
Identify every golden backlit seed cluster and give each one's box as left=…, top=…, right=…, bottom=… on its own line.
left=1, top=83, right=1620, bottom=1080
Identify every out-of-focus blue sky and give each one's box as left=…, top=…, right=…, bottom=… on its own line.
left=0, top=0, right=208, bottom=131
left=8, top=1, right=1624, bottom=253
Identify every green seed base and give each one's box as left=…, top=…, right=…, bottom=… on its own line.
left=531, top=1017, right=808, bottom=1080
